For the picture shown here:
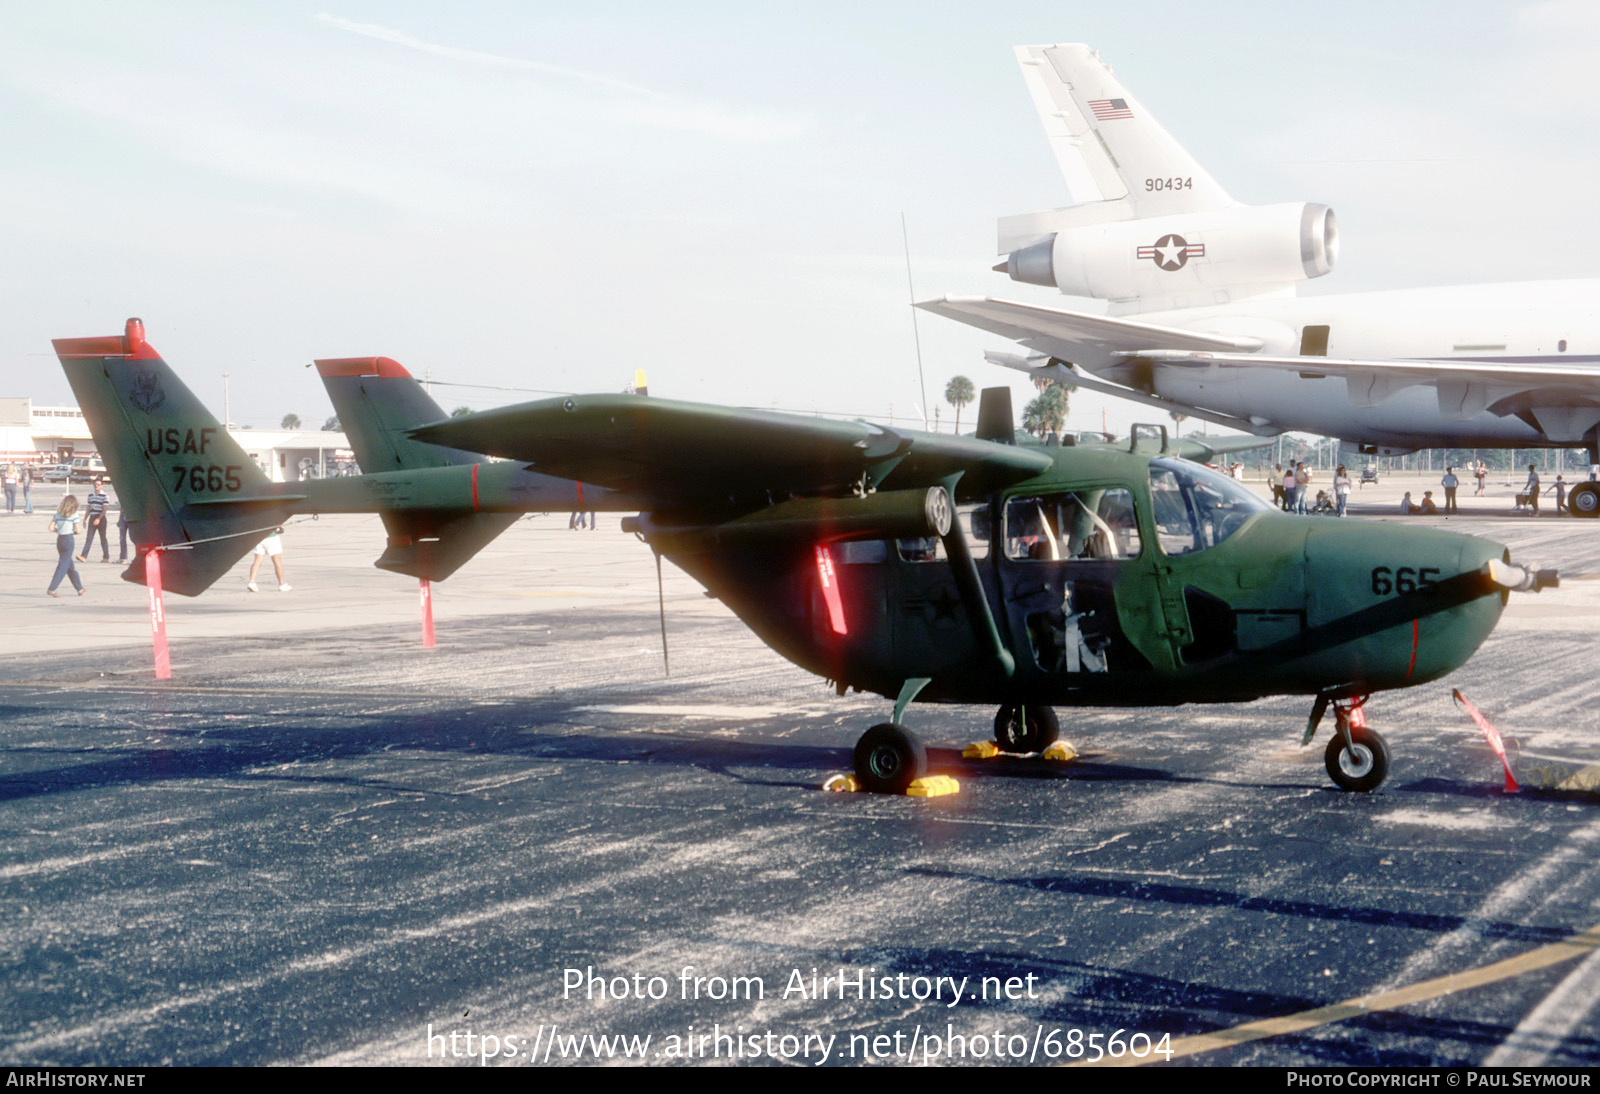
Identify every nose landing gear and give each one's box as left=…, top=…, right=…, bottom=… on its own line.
left=1318, top=696, right=1390, bottom=792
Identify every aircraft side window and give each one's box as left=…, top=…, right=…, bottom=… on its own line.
left=1149, top=458, right=1271, bottom=556
left=1005, top=489, right=1140, bottom=561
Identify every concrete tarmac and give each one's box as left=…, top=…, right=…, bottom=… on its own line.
left=1, top=477, right=1598, bottom=1066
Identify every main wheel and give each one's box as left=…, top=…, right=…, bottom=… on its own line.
left=994, top=703, right=1061, bottom=754
left=1324, top=726, right=1390, bottom=792
left=1569, top=482, right=1600, bottom=518
left=854, top=723, right=926, bottom=794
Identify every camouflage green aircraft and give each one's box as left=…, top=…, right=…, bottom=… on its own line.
left=57, top=319, right=1557, bottom=795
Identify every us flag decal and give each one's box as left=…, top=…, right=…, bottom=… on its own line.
left=1089, top=98, right=1133, bottom=120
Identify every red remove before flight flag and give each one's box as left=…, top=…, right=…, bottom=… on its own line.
left=1453, top=689, right=1518, bottom=792
left=145, top=548, right=171, bottom=680
left=420, top=578, right=435, bottom=648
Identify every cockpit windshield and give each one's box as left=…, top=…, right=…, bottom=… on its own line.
left=1147, top=457, right=1270, bottom=556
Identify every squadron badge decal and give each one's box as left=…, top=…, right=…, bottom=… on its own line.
left=129, top=366, right=167, bottom=414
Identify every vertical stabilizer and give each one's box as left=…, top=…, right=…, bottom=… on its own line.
left=53, top=319, right=291, bottom=595
left=1012, top=43, right=1232, bottom=226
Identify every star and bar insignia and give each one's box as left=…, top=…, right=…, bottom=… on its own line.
left=1136, top=234, right=1206, bottom=271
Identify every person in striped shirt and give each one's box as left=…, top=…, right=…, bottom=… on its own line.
left=76, top=478, right=111, bottom=562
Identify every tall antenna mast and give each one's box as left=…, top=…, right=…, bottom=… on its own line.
left=901, top=213, right=929, bottom=429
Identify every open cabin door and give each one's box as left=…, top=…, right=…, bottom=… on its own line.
left=995, top=486, right=1171, bottom=679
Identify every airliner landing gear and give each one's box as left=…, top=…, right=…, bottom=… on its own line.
left=1323, top=696, right=1389, bottom=792
left=1568, top=481, right=1600, bottom=518
left=994, top=703, right=1061, bottom=754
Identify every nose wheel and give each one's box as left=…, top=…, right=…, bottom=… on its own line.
left=1320, top=696, right=1390, bottom=792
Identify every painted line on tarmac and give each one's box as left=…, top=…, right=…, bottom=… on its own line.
left=1076, top=921, right=1600, bottom=1066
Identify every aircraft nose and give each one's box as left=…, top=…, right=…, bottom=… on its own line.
left=1302, top=523, right=1515, bottom=689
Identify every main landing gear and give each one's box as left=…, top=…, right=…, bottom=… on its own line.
left=849, top=701, right=1066, bottom=793
left=994, top=703, right=1061, bottom=754
left=1320, top=696, right=1390, bottom=793
left=853, top=723, right=927, bottom=794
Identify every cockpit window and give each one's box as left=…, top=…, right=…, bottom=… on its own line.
left=1148, top=457, right=1270, bottom=556
left=1004, top=488, right=1142, bottom=561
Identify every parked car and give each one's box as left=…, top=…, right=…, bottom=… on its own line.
left=41, top=463, right=71, bottom=483
left=68, top=456, right=109, bottom=483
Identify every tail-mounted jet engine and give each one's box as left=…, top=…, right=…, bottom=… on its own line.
left=1000, top=202, right=1337, bottom=303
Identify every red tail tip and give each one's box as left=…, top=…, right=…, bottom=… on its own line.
left=125, top=317, right=146, bottom=348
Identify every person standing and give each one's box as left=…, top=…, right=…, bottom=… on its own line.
left=1282, top=464, right=1298, bottom=513
left=1441, top=467, right=1459, bottom=514
left=77, top=477, right=110, bottom=561
left=47, top=495, right=85, bottom=596
left=21, top=463, right=32, bottom=514
left=1333, top=465, right=1352, bottom=517
left=2, top=465, right=13, bottom=514
left=1295, top=462, right=1312, bottom=514
left=1475, top=462, right=1488, bottom=496
left=1554, top=475, right=1567, bottom=515
left=1270, top=464, right=1286, bottom=510
left=117, top=506, right=130, bottom=563
left=1525, top=464, right=1541, bottom=514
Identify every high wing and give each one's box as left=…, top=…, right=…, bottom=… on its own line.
left=408, top=395, right=1054, bottom=509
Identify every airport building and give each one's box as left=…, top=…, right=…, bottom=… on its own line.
left=0, top=397, right=352, bottom=482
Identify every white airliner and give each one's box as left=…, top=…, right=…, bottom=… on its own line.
left=917, top=43, right=1600, bottom=515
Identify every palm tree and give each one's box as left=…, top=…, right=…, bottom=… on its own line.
left=1021, top=384, right=1068, bottom=438
left=944, top=376, right=975, bottom=434
left=451, top=405, right=474, bottom=417
left=281, top=413, right=301, bottom=430
left=322, top=415, right=341, bottom=432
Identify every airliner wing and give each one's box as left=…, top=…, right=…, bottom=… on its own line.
left=1138, top=350, right=1600, bottom=423
left=916, top=295, right=1262, bottom=364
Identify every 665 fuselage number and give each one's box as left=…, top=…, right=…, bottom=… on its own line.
left=1371, top=566, right=1441, bottom=595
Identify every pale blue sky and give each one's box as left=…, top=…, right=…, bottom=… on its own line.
left=3, top=2, right=1595, bottom=435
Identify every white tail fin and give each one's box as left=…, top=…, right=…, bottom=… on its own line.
left=1013, top=44, right=1231, bottom=223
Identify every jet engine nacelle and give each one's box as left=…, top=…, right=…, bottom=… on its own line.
left=1003, top=202, right=1338, bottom=304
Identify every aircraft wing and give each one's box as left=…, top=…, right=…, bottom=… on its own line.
left=408, top=395, right=1054, bottom=508
left=917, top=295, right=1263, bottom=365
left=1138, top=349, right=1600, bottom=418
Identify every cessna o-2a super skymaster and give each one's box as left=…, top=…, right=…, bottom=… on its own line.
left=918, top=44, right=1600, bottom=518
left=59, top=320, right=1556, bottom=795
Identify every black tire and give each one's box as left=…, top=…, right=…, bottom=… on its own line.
left=854, top=723, right=926, bottom=794
left=993, top=703, right=1061, bottom=754
left=1325, top=726, right=1390, bottom=792
left=1569, top=482, right=1600, bottom=519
